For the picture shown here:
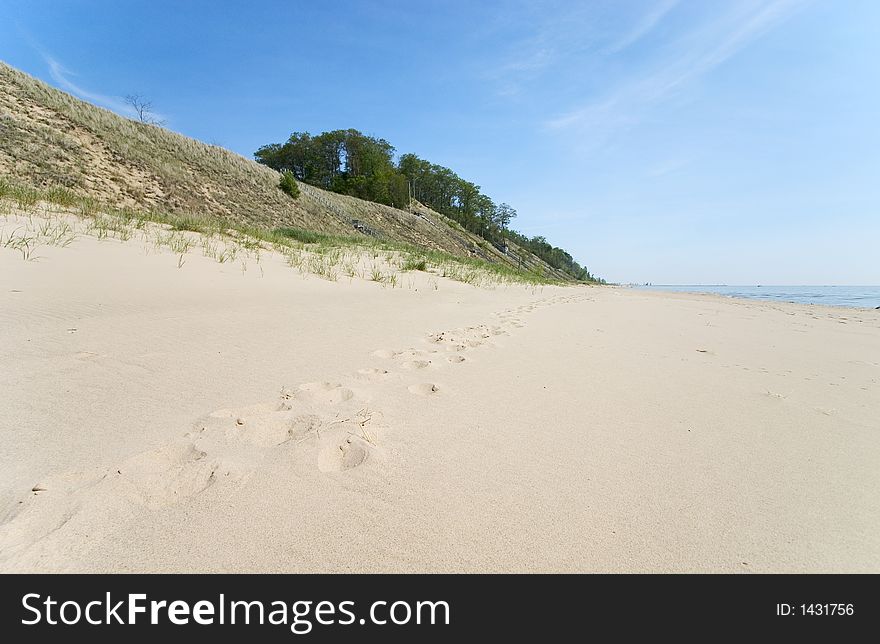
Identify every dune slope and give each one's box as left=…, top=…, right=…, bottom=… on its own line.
left=0, top=61, right=566, bottom=278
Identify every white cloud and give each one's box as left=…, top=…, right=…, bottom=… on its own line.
left=545, top=0, right=807, bottom=142
left=44, top=54, right=167, bottom=123
left=605, top=0, right=680, bottom=55
left=488, top=1, right=680, bottom=97
left=484, top=3, right=600, bottom=97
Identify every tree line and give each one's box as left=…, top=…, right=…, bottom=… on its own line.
left=255, top=129, right=599, bottom=282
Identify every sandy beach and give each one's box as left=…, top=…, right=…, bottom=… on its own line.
left=1, top=213, right=878, bottom=573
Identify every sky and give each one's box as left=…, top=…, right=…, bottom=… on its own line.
left=2, top=0, right=878, bottom=284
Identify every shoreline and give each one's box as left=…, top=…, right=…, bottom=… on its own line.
left=622, top=285, right=880, bottom=312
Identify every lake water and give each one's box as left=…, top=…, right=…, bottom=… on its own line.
left=635, top=285, right=880, bottom=309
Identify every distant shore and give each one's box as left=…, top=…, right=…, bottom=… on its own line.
left=630, top=284, right=880, bottom=310
left=2, top=223, right=878, bottom=572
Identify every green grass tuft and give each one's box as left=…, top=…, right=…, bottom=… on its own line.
left=274, top=227, right=325, bottom=245
left=170, top=215, right=211, bottom=234
left=402, top=257, right=428, bottom=272
left=279, top=171, right=300, bottom=199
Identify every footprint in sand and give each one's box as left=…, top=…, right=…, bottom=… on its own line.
left=317, top=436, right=369, bottom=472
left=357, top=367, right=391, bottom=379
left=401, top=359, right=432, bottom=370
left=372, top=349, right=399, bottom=359
left=115, top=440, right=240, bottom=509
left=394, top=348, right=433, bottom=361
left=408, top=383, right=440, bottom=396
left=426, top=327, right=495, bottom=349
left=285, top=414, right=324, bottom=443
left=297, top=382, right=355, bottom=405
left=2, top=391, right=389, bottom=557
left=0, top=440, right=235, bottom=562
left=447, top=354, right=466, bottom=363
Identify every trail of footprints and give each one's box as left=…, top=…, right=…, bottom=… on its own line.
left=0, top=292, right=591, bottom=558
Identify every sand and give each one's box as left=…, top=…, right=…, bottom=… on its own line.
left=1, top=215, right=879, bottom=572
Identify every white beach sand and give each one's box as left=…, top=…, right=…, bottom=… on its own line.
left=2, top=216, right=878, bottom=572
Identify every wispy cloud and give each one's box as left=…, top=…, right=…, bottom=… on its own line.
left=605, top=0, right=680, bottom=55
left=487, top=1, right=680, bottom=97
left=492, top=46, right=557, bottom=97
left=27, top=38, right=169, bottom=125
left=484, top=2, right=602, bottom=97
left=646, top=155, right=692, bottom=178
left=44, top=56, right=144, bottom=118
left=545, top=0, right=807, bottom=143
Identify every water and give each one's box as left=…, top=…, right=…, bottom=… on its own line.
left=635, top=285, right=880, bottom=309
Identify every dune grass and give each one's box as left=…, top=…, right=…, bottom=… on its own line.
left=0, top=176, right=564, bottom=287
left=402, top=257, right=428, bottom=272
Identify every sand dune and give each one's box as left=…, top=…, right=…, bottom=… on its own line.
left=1, top=212, right=878, bottom=572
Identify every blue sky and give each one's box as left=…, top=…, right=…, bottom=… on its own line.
left=2, top=0, right=878, bottom=284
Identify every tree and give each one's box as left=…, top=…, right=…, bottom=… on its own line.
left=254, top=129, right=599, bottom=281
left=495, top=203, right=517, bottom=230
left=125, top=94, right=164, bottom=125
left=279, top=170, right=300, bottom=199
left=254, top=143, right=286, bottom=170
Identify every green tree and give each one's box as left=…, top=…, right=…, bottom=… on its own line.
left=495, top=203, right=516, bottom=230
left=256, top=130, right=600, bottom=281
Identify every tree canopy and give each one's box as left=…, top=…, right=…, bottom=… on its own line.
left=256, top=129, right=599, bottom=282
left=256, top=130, right=408, bottom=207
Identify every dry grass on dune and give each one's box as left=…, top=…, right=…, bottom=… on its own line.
left=0, top=183, right=561, bottom=288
